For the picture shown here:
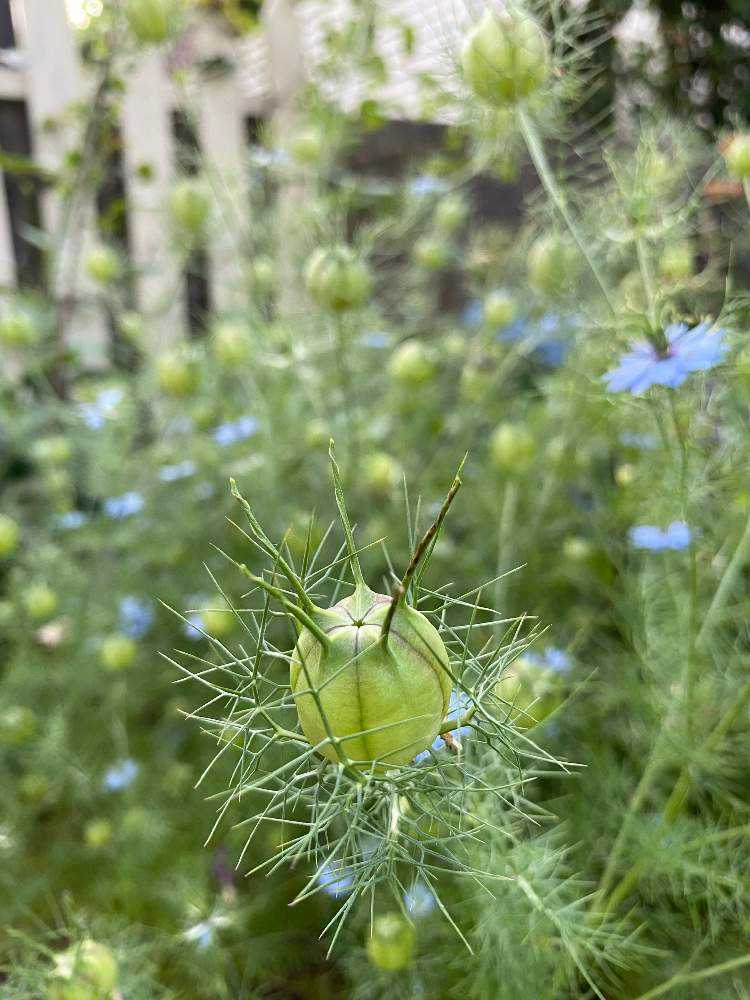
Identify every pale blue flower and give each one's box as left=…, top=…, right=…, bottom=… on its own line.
left=362, top=331, right=390, bottom=349
left=158, top=460, right=196, bottom=483
left=408, top=175, right=448, bottom=198
left=415, top=691, right=472, bottom=763
left=104, top=758, right=139, bottom=792
left=544, top=647, right=571, bottom=673
left=620, top=431, right=658, bottom=450
left=79, top=386, right=124, bottom=429
left=603, top=323, right=727, bottom=395
left=103, top=491, right=144, bottom=519
left=183, top=612, right=204, bottom=639
left=461, top=299, right=483, bottom=328
left=119, top=596, right=154, bottom=639
left=213, top=415, right=258, bottom=446
left=316, top=862, right=354, bottom=898
left=404, top=882, right=435, bottom=918
left=629, top=521, right=691, bottom=551
left=57, top=510, right=88, bottom=530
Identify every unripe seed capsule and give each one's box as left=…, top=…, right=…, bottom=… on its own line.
left=461, top=7, right=550, bottom=108
left=724, top=134, right=750, bottom=180
left=366, top=914, right=416, bottom=971
left=305, top=246, right=372, bottom=312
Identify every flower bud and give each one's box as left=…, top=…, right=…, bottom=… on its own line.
left=461, top=7, right=549, bottom=107
left=724, top=134, right=750, bottom=180
left=366, top=913, right=416, bottom=971
left=490, top=422, right=535, bottom=474
left=305, top=246, right=372, bottom=311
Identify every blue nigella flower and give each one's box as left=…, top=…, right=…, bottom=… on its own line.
left=362, top=331, right=391, bottom=349
left=629, top=521, right=691, bottom=551
left=183, top=612, right=205, bottom=639
left=119, top=596, right=154, bottom=639
left=544, top=647, right=571, bottom=673
left=404, top=882, right=435, bottom=918
left=415, top=690, right=472, bottom=763
left=316, top=862, right=354, bottom=898
left=620, top=431, right=658, bottom=450
left=461, top=298, right=484, bottom=328
left=56, top=510, right=89, bottom=530
left=408, top=175, right=448, bottom=198
left=78, top=386, right=124, bottom=429
left=212, top=415, right=258, bottom=446
left=603, top=323, right=727, bottom=395
left=103, top=491, right=144, bottom=519
left=158, top=459, right=197, bottom=483
left=104, top=758, right=139, bottom=792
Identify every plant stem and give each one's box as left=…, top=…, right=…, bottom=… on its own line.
left=517, top=107, right=616, bottom=318
left=634, top=952, right=750, bottom=1000
left=696, top=505, right=750, bottom=648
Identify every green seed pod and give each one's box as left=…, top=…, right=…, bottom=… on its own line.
left=434, top=192, right=468, bottom=234
left=19, top=771, right=51, bottom=804
left=414, top=236, right=450, bottom=270
left=305, top=246, right=372, bottom=312
left=490, top=422, right=535, bottom=474
left=724, top=134, right=750, bottom=180
left=461, top=6, right=549, bottom=108
left=156, top=349, right=201, bottom=398
left=290, top=126, right=324, bottom=165
left=527, top=233, right=577, bottom=298
left=248, top=255, right=276, bottom=292
left=366, top=913, right=416, bottom=971
left=496, top=655, right=563, bottom=730
left=389, top=341, right=436, bottom=386
left=0, top=514, right=20, bottom=558
left=211, top=320, right=251, bottom=366
left=32, top=434, right=72, bottom=466
left=0, top=706, right=38, bottom=746
left=291, top=585, right=452, bottom=769
left=362, top=452, right=402, bottom=496
left=100, top=634, right=137, bottom=671
left=304, top=419, right=329, bottom=450
left=84, top=245, right=121, bottom=285
left=484, top=288, right=517, bottom=328
left=563, top=536, right=594, bottom=563
left=23, top=583, right=59, bottom=622
left=125, top=0, right=184, bottom=45
left=659, top=241, right=694, bottom=282
left=118, top=310, right=145, bottom=346
left=49, top=940, right=118, bottom=1000
left=84, top=818, right=114, bottom=850
left=0, top=308, right=37, bottom=347
left=170, top=176, right=212, bottom=236
left=202, top=599, right=236, bottom=639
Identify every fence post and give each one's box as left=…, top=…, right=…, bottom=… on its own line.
left=192, top=16, right=249, bottom=315
left=121, top=49, right=185, bottom=349
left=21, top=0, right=109, bottom=369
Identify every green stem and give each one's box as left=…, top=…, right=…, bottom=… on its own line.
left=634, top=952, right=750, bottom=1000
left=696, top=505, right=750, bottom=649
left=328, top=440, right=366, bottom=589
left=517, top=107, right=617, bottom=317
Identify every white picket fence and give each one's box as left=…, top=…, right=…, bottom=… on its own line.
left=0, top=0, right=459, bottom=364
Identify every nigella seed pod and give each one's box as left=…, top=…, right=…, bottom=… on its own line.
left=125, top=0, right=184, bottom=46
left=724, top=134, right=750, bottom=180
left=230, top=445, right=464, bottom=771
left=461, top=6, right=550, bottom=108
left=48, top=940, right=118, bottom=1000
left=305, top=246, right=372, bottom=312
left=170, top=177, right=212, bottom=236
left=291, top=584, right=452, bottom=769
left=366, top=913, right=416, bottom=971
